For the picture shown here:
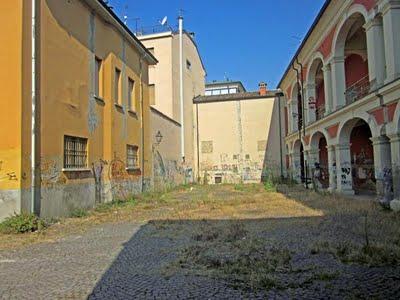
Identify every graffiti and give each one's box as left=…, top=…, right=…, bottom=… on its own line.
left=41, top=157, right=63, bottom=185
left=340, top=162, right=352, bottom=186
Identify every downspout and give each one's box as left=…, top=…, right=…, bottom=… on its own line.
left=178, top=15, right=185, bottom=163
left=296, top=58, right=308, bottom=189
left=277, top=91, right=284, bottom=179
left=196, top=103, right=200, bottom=182
left=139, top=53, right=147, bottom=192
left=31, top=0, right=37, bottom=214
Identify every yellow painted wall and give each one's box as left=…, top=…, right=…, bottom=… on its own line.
left=196, top=97, right=283, bottom=183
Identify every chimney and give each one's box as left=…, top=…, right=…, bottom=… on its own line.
left=259, top=82, right=267, bottom=96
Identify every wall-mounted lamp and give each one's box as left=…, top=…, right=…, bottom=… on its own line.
left=155, top=130, right=163, bottom=145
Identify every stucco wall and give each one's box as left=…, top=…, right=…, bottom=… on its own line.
left=196, top=97, right=283, bottom=184
left=150, top=108, right=185, bottom=190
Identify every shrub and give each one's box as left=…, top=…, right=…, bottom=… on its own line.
left=0, top=213, right=47, bottom=234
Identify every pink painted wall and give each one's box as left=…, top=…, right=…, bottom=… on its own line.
left=345, top=54, right=369, bottom=88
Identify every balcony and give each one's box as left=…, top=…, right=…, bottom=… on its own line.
left=345, top=75, right=370, bottom=105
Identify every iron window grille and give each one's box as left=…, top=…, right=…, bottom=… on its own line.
left=64, top=136, right=88, bottom=169
left=127, top=145, right=139, bottom=169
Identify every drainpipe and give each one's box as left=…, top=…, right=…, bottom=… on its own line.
left=178, top=15, right=185, bottom=163
left=196, top=103, right=200, bottom=182
left=295, top=58, right=309, bottom=189
left=139, top=53, right=147, bottom=192
left=31, top=0, right=37, bottom=214
left=277, top=91, right=284, bottom=179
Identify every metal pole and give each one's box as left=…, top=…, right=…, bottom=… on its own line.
left=178, top=15, right=185, bottom=163
left=277, top=92, right=284, bottom=179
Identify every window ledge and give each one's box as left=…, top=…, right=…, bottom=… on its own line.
left=126, top=167, right=140, bottom=171
left=62, top=168, right=91, bottom=172
left=114, top=103, right=124, bottom=111
left=94, top=96, right=105, bottom=105
left=128, top=110, right=138, bottom=118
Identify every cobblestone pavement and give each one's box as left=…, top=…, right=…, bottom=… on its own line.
left=1, top=218, right=399, bottom=299
left=1, top=185, right=400, bottom=299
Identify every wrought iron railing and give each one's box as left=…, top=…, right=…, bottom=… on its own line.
left=135, top=25, right=174, bottom=36
left=345, top=75, right=370, bottom=105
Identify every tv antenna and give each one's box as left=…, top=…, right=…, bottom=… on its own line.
left=160, top=16, right=168, bottom=26
left=123, top=4, right=129, bottom=25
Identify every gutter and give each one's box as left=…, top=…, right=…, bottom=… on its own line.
left=277, top=0, right=331, bottom=89
left=139, top=52, right=148, bottom=192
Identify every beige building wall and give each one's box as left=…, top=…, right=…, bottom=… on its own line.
left=196, top=96, right=284, bottom=184
left=139, top=31, right=206, bottom=185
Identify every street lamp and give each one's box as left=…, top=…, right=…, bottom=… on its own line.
left=155, top=130, right=163, bottom=145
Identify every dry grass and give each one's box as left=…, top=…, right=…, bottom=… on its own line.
left=1, top=183, right=399, bottom=254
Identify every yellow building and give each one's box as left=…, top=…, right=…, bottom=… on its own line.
left=0, top=0, right=157, bottom=220
left=138, top=23, right=206, bottom=189
left=194, top=82, right=285, bottom=184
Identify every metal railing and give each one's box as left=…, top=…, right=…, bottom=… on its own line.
left=345, top=75, right=370, bottom=105
left=135, top=25, right=174, bottom=36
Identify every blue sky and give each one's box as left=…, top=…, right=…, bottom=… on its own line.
left=108, top=0, right=326, bottom=90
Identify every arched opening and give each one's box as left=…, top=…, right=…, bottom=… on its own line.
left=341, top=13, right=369, bottom=104
left=291, top=83, right=303, bottom=131
left=308, top=59, right=326, bottom=121
left=339, top=119, right=375, bottom=194
left=310, top=131, right=329, bottom=188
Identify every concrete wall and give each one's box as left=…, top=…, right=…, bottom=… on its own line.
left=196, top=97, right=284, bottom=184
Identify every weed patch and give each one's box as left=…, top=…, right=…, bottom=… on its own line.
left=0, top=213, right=48, bottom=234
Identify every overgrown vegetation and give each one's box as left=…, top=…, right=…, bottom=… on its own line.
left=95, top=197, right=137, bottom=213
left=70, top=208, right=89, bottom=218
left=0, top=213, right=48, bottom=234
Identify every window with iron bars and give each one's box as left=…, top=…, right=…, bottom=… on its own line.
left=64, top=136, right=88, bottom=169
left=127, top=145, right=139, bottom=169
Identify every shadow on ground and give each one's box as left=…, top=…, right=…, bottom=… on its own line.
left=88, top=203, right=400, bottom=299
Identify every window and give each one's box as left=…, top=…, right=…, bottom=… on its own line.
left=95, top=57, right=102, bottom=98
left=245, top=154, right=250, bottom=160
left=229, top=88, right=237, bottom=94
left=205, top=90, right=212, bottom=96
left=186, top=59, right=192, bottom=70
left=221, top=89, right=229, bottom=95
left=64, top=136, right=88, bottom=169
left=127, top=145, right=139, bottom=169
left=114, top=68, right=121, bottom=104
left=128, top=78, right=135, bottom=111
left=233, top=154, right=238, bottom=160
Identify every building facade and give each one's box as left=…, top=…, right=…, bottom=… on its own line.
left=0, top=0, right=156, bottom=220
left=138, top=27, right=206, bottom=189
left=194, top=82, right=285, bottom=184
left=279, top=0, right=400, bottom=207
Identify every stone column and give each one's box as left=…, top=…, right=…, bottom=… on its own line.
left=331, top=57, right=346, bottom=110
left=292, top=153, right=302, bottom=183
left=322, top=63, right=333, bottom=114
left=382, top=0, right=400, bottom=83
left=365, top=17, right=386, bottom=89
left=305, top=83, right=316, bottom=124
left=336, top=144, right=354, bottom=195
left=389, top=133, right=400, bottom=200
left=371, top=136, right=393, bottom=200
left=327, top=145, right=337, bottom=192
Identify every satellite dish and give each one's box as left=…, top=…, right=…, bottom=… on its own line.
left=160, top=16, right=168, bottom=26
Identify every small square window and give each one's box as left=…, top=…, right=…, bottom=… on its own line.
left=64, top=136, right=88, bottom=169
left=201, top=141, right=213, bottom=154
left=245, top=154, right=250, bottom=160
left=233, top=154, right=238, bottom=160
left=127, top=145, right=139, bottom=169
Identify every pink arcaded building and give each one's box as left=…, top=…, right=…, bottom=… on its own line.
left=278, top=0, right=400, bottom=208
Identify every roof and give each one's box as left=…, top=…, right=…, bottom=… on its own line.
left=206, top=81, right=246, bottom=92
left=277, top=0, right=331, bottom=88
left=193, top=90, right=281, bottom=104
left=86, top=0, right=158, bottom=65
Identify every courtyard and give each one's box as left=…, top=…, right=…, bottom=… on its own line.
left=1, top=184, right=399, bottom=299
